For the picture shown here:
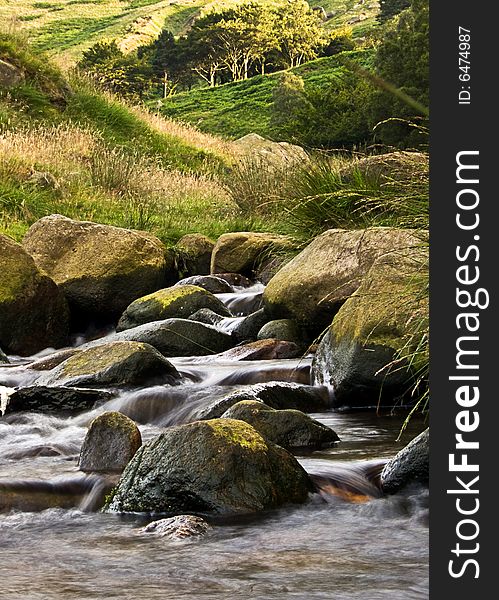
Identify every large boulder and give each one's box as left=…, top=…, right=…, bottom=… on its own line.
left=381, top=428, right=429, bottom=494
left=340, top=152, right=428, bottom=185
left=4, top=386, right=113, bottom=414
left=22, top=215, right=169, bottom=321
left=0, top=234, right=69, bottom=355
left=233, top=133, right=309, bottom=167
left=106, top=419, right=313, bottom=514
left=79, top=411, right=142, bottom=473
left=106, top=319, right=233, bottom=357
left=312, top=245, right=428, bottom=408
left=36, top=341, right=181, bottom=388
left=263, top=228, right=421, bottom=331
left=116, top=285, right=230, bottom=331
left=211, top=232, right=294, bottom=276
left=221, top=400, right=339, bottom=450
left=174, top=234, right=215, bottom=276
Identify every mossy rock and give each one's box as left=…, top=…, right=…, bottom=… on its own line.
left=257, top=319, right=304, bottom=346
left=175, top=234, right=215, bottom=276
left=381, top=428, right=429, bottom=494
left=221, top=400, right=339, bottom=450
left=117, top=285, right=231, bottom=331
left=0, top=234, right=69, bottom=356
left=264, top=228, right=422, bottom=332
left=105, top=418, right=313, bottom=514
left=36, top=341, right=181, bottom=388
left=312, top=245, right=428, bottom=408
left=211, top=232, right=294, bottom=276
left=79, top=411, right=142, bottom=473
left=22, top=215, right=170, bottom=322
left=175, top=275, right=233, bottom=294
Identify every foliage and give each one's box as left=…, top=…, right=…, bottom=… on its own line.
left=379, top=0, right=411, bottom=23
left=270, top=73, right=314, bottom=141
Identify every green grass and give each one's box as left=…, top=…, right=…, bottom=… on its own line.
left=160, top=50, right=374, bottom=140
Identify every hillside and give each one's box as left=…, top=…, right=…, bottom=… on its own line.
left=0, top=0, right=379, bottom=66
left=159, top=49, right=374, bottom=139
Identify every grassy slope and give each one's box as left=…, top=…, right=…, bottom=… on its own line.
left=0, top=0, right=379, bottom=66
left=160, top=49, right=374, bottom=139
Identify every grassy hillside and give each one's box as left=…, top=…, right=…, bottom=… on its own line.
left=0, top=0, right=379, bottom=66
left=159, top=49, right=374, bottom=139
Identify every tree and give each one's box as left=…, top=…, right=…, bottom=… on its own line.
left=270, top=72, right=314, bottom=140
left=379, top=0, right=411, bottom=23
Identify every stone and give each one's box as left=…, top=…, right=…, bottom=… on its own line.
left=174, top=234, right=215, bottom=276
left=4, top=386, right=114, bottom=414
left=257, top=319, right=304, bottom=345
left=381, top=429, right=429, bottom=494
left=340, top=152, right=428, bottom=186
left=105, top=419, right=313, bottom=514
left=233, top=133, right=309, bottom=168
left=214, top=339, right=301, bottom=361
left=188, top=308, right=226, bottom=327
left=0, top=347, right=9, bottom=364
left=214, top=273, right=253, bottom=288
left=0, top=59, right=24, bottom=87
left=79, top=411, right=142, bottom=473
left=117, top=285, right=231, bottom=331
left=36, top=341, right=181, bottom=388
left=312, top=245, right=428, bottom=408
left=0, top=234, right=69, bottom=356
left=221, top=400, right=339, bottom=450
left=211, top=232, right=294, bottom=276
left=22, top=215, right=169, bottom=321
left=264, top=227, right=422, bottom=331
left=231, top=308, right=270, bottom=343
left=139, top=515, right=210, bottom=540
left=175, top=275, right=232, bottom=294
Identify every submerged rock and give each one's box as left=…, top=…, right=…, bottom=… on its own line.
left=117, top=285, right=230, bottom=331
left=0, top=234, right=70, bottom=356
left=175, top=275, right=232, bottom=294
left=106, top=419, right=313, bottom=514
left=5, top=386, right=113, bottom=414
left=381, top=428, right=429, bottom=494
left=79, top=411, right=142, bottom=473
left=139, top=515, right=210, bottom=540
left=22, top=215, right=169, bottom=322
left=175, top=233, right=215, bottom=276
left=221, top=400, right=339, bottom=450
left=36, top=341, right=180, bottom=388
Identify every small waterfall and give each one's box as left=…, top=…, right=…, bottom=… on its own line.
left=216, top=283, right=265, bottom=316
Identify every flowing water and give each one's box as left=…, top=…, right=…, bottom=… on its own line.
left=0, top=286, right=428, bottom=600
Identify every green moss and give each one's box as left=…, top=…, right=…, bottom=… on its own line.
left=61, top=341, right=147, bottom=376
left=135, top=285, right=207, bottom=308
left=206, top=418, right=268, bottom=452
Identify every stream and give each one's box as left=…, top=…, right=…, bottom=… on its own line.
left=0, top=284, right=428, bottom=600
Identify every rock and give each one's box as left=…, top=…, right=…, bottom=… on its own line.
left=0, top=59, right=24, bottom=87
left=188, top=308, right=226, bottom=327
left=231, top=308, right=270, bottom=343
left=107, top=319, right=233, bottom=357
left=211, top=232, right=294, bottom=276
left=0, top=234, right=69, bottom=356
left=214, top=339, right=301, bottom=361
left=36, top=341, right=181, bottom=388
left=198, top=382, right=329, bottom=420
left=117, top=285, right=231, bottom=331
left=79, top=411, right=142, bottom=473
left=106, top=419, right=313, bottom=514
left=5, top=386, right=114, bottom=414
left=174, top=234, right=215, bottom=276
left=175, top=275, right=232, bottom=294
left=233, top=133, right=309, bottom=168
left=29, top=349, right=80, bottom=371
left=257, top=319, right=304, bottom=345
left=0, top=347, right=9, bottom=363
left=22, top=215, right=169, bottom=322
left=214, top=273, right=253, bottom=288
left=340, top=152, right=428, bottom=186
left=312, top=246, right=428, bottom=408
left=381, top=429, right=429, bottom=493
left=139, top=515, right=210, bottom=540
left=221, top=400, right=339, bottom=450
left=264, top=227, right=422, bottom=331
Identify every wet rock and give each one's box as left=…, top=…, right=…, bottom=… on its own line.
left=106, top=419, right=313, bottom=514
left=312, top=246, right=428, bottom=408
left=0, top=347, right=9, bottom=363
left=139, top=515, right=210, bottom=540
left=175, top=275, right=232, bottom=294
left=224, top=289, right=263, bottom=316
left=214, top=339, right=301, bottom=361
left=257, top=319, right=304, bottom=346
left=231, top=308, right=270, bottom=342
left=22, top=215, right=169, bottom=322
left=198, top=382, right=329, bottom=420
left=108, top=319, right=233, bottom=357
left=0, top=233, right=70, bottom=355
left=36, top=341, right=181, bottom=388
left=175, top=233, right=215, bottom=276
left=264, top=227, right=422, bottom=331
left=211, top=232, right=294, bottom=276
left=117, top=285, right=231, bottom=331
left=215, top=273, right=253, bottom=288
left=381, top=429, right=429, bottom=494
left=29, top=348, right=80, bottom=371
left=188, top=308, right=226, bottom=327
left=5, top=386, right=113, bottom=414
left=221, top=400, right=339, bottom=450
left=79, top=412, right=142, bottom=473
